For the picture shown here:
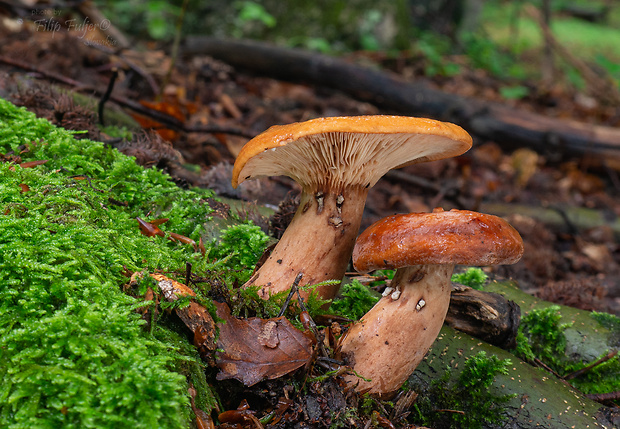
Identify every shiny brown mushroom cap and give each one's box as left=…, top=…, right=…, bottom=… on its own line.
left=232, top=115, right=472, bottom=192
left=353, top=209, right=524, bottom=273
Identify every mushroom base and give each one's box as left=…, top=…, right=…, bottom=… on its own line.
left=338, top=264, right=455, bottom=396
left=243, top=186, right=369, bottom=301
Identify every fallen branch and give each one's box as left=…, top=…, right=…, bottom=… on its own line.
left=479, top=201, right=620, bottom=238
left=446, top=284, right=521, bottom=349
left=183, top=37, right=620, bottom=168
left=563, top=350, right=618, bottom=381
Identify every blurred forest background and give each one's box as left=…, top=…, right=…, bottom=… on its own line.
left=94, top=0, right=620, bottom=110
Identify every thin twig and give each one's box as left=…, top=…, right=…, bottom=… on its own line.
left=563, top=350, right=618, bottom=381
left=434, top=409, right=466, bottom=415
left=98, top=68, right=118, bottom=126
left=87, top=43, right=160, bottom=95
left=185, top=262, right=192, bottom=288
left=0, top=55, right=87, bottom=88
left=185, top=124, right=254, bottom=138
left=294, top=282, right=330, bottom=359
left=533, top=357, right=563, bottom=378
left=315, top=357, right=343, bottom=371
left=68, top=175, right=105, bottom=193
left=584, top=390, right=620, bottom=403
left=385, top=170, right=469, bottom=208
left=277, top=272, right=303, bottom=317
left=385, top=170, right=440, bottom=192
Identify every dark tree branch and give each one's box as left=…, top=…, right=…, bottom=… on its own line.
left=183, top=37, right=620, bottom=168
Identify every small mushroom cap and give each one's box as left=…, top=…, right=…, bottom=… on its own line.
left=353, top=209, right=524, bottom=273
left=232, top=116, right=472, bottom=191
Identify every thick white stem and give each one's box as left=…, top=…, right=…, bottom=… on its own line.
left=338, top=264, right=454, bottom=396
left=243, top=186, right=368, bottom=301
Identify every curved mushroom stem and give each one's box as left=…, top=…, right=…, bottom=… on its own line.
left=338, top=263, right=455, bottom=397
left=243, top=185, right=369, bottom=301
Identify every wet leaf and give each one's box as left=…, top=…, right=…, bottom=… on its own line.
left=133, top=99, right=187, bottom=141
left=150, top=273, right=196, bottom=299
left=215, top=302, right=313, bottom=386
left=168, top=232, right=198, bottom=250
left=150, top=274, right=217, bottom=363
left=510, top=148, right=539, bottom=188
left=19, top=159, right=48, bottom=168
left=149, top=218, right=169, bottom=226
left=136, top=217, right=165, bottom=237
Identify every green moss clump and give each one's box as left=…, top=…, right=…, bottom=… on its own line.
left=412, top=351, right=514, bottom=428
left=514, top=305, right=571, bottom=366
left=590, top=311, right=620, bottom=332
left=210, top=223, right=270, bottom=284
left=0, top=98, right=245, bottom=427
left=451, top=267, right=488, bottom=290
left=328, top=280, right=379, bottom=320
left=515, top=305, right=620, bottom=403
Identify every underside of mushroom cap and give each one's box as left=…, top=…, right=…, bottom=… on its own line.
left=353, top=209, right=524, bottom=273
left=232, top=116, right=472, bottom=192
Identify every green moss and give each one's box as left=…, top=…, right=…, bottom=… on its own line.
left=209, top=223, right=270, bottom=284
left=328, top=280, right=379, bottom=320
left=411, top=351, right=514, bottom=428
left=0, top=98, right=255, bottom=427
left=229, top=280, right=334, bottom=327
left=515, top=305, right=571, bottom=369
left=514, top=305, right=620, bottom=403
left=451, top=267, right=488, bottom=290
left=151, top=325, right=219, bottom=414
left=590, top=311, right=620, bottom=332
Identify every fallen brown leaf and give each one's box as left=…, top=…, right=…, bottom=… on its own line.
left=136, top=217, right=166, bottom=237
left=215, top=302, right=313, bottom=386
left=19, top=159, right=48, bottom=168
left=150, top=273, right=196, bottom=298
left=149, top=273, right=217, bottom=363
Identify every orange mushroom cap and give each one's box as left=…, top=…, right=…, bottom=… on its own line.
left=353, top=209, right=524, bottom=273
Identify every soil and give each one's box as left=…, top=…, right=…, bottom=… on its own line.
left=0, top=14, right=619, bottom=320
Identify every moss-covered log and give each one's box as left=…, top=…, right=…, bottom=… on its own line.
left=485, top=281, right=619, bottom=366
left=406, top=280, right=619, bottom=428
left=409, top=325, right=617, bottom=428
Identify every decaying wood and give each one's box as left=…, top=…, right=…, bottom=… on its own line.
left=485, top=281, right=619, bottom=365
left=183, top=37, right=620, bottom=168
left=560, top=3, right=611, bottom=23
left=445, top=284, right=521, bottom=349
left=149, top=273, right=218, bottom=363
